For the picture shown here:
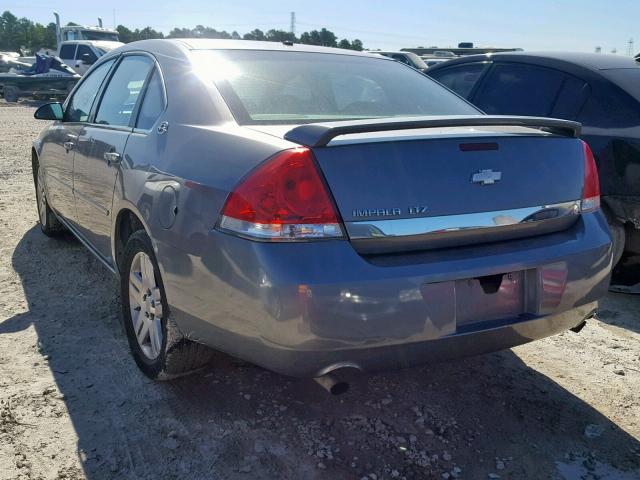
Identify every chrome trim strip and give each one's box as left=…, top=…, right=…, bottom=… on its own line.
left=345, top=201, right=581, bottom=240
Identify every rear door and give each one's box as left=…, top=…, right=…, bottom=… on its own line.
left=42, top=58, right=115, bottom=223
left=73, top=54, right=155, bottom=262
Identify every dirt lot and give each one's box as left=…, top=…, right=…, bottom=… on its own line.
left=0, top=101, right=639, bottom=480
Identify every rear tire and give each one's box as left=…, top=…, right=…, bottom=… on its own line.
left=121, top=230, right=214, bottom=380
left=3, top=86, right=19, bottom=102
left=34, top=162, right=65, bottom=236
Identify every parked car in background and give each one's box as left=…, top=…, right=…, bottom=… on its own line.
left=428, top=52, right=640, bottom=266
left=421, top=56, right=452, bottom=68
left=370, top=51, right=429, bottom=72
left=31, top=40, right=611, bottom=385
left=431, top=50, right=457, bottom=58
left=57, top=40, right=124, bottom=75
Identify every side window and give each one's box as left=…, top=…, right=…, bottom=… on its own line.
left=551, top=77, right=590, bottom=120
left=59, top=44, right=76, bottom=60
left=429, top=63, right=489, bottom=98
left=136, top=69, right=166, bottom=129
left=474, top=63, right=566, bottom=116
left=75, top=45, right=97, bottom=63
left=95, top=55, right=154, bottom=127
left=64, top=59, right=115, bottom=122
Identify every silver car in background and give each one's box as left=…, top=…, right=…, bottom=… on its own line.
left=32, top=40, right=612, bottom=384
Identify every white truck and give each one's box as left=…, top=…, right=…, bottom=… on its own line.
left=53, top=13, right=124, bottom=75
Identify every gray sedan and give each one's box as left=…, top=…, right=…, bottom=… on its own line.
left=32, top=39, right=612, bottom=387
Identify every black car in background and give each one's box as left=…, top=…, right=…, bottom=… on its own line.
left=428, top=52, right=640, bottom=266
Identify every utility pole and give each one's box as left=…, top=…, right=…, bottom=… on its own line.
left=628, top=38, right=634, bottom=56
left=290, top=12, right=296, bottom=35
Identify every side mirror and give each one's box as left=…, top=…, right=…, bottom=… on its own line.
left=34, top=103, right=64, bottom=121
left=81, top=53, right=94, bottom=65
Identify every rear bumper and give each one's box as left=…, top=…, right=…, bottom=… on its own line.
left=172, top=302, right=596, bottom=377
left=158, top=211, right=612, bottom=377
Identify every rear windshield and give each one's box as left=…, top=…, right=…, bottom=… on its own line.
left=604, top=68, right=640, bottom=100
left=192, top=50, right=478, bottom=124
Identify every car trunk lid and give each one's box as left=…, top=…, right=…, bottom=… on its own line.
left=260, top=116, right=585, bottom=253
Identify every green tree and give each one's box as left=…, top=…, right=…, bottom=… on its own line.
left=137, top=27, right=164, bottom=40
left=338, top=38, right=351, bottom=49
left=116, top=25, right=135, bottom=43
left=0, top=11, right=23, bottom=50
left=243, top=28, right=265, bottom=41
left=168, top=27, right=194, bottom=38
left=265, top=29, right=296, bottom=42
left=351, top=39, right=363, bottom=51
left=318, top=28, right=337, bottom=47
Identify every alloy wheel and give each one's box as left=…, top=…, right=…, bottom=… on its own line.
left=37, top=167, right=47, bottom=226
left=128, top=251, right=164, bottom=360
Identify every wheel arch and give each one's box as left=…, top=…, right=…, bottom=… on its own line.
left=112, top=204, right=153, bottom=275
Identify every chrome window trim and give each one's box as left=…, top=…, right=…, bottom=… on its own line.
left=346, top=200, right=581, bottom=240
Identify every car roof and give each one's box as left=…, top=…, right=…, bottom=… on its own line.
left=429, top=51, right=640, bottom=71
left=170, top=38, right=382, bottom=58
left=97, top=39, right=395, bottom=72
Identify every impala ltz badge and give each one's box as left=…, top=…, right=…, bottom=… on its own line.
left=472, top=169, right=502, bottom=185
left=352, top=206, right=429, bottom=218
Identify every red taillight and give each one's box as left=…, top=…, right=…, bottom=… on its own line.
left=581, top=140, right=600, bottom=212
left=218, top=147, right=343, bottom=240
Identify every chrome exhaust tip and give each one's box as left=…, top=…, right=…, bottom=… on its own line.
left=313, top=373, right=349, bottom=395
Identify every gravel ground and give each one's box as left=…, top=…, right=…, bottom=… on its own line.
left=0, top=101, right=639, bottom=480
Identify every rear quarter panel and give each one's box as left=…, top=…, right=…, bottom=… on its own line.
left=112, top=52, right=293, bottom=276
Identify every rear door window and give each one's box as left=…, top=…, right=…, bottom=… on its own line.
left=551, top=76, right=590, bottom=120
left=136, top=68, right=166, bottom=129
left=473, top=63, right=565, bottom=116
left=95, top=55, right=154, bottom=127
left=429, top=63, right=489, bottom=98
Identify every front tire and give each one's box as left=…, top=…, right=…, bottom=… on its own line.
left=121, top=230, right=213, bottom=380
left=35, top=162, right=65, bottom=236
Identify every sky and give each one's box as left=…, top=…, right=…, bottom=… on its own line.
left=4, top=0, right=640, bottom=54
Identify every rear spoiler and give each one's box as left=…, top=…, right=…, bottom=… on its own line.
left=284, top=115, right=581, bottom=147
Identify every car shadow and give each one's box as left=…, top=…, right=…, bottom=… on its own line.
left=3, top=225, right=640, bottom=479
left=597, top=255, right=640, bottom=334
